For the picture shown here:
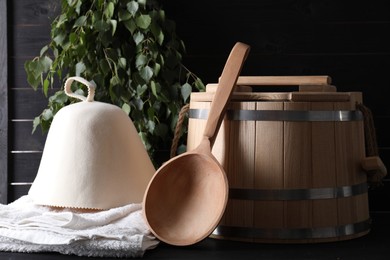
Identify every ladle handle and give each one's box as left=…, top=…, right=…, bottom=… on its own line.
left=203, top=42, right=250, bottom=146
left=64, top=76, right=96, bottom=102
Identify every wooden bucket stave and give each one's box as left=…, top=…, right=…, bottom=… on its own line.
left=187, top=76, right=373, bottom=243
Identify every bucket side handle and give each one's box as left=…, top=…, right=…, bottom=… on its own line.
left=361, top=156, right=387, bottom=187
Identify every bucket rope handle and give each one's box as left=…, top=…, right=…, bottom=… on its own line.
left=64, top=76, right=96, bottom=102
left=170, top=103, right=190, bottom=158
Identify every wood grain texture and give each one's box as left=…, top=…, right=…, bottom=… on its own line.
left=254, top=101, right=284, bottom=241
left=0, top=0, right=8, bottom=203
left=11, top=88, right=59, bottom=119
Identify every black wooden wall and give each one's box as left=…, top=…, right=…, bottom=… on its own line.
left=1, top=0, right=389, bottom=212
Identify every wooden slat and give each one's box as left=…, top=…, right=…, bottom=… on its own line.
left=254, top=101, right=284, bottom=243
left=235, top=76, right=332, bottom=86
left=310, top=102, right=338, bottom=242
left=11, top=24, right=53, bottom=58
left=8, top=184, right=31, bottom=202
left=368, top=180, right=390, bottom=212
left=174, top=20, right=390, bottom=55
left=223, top=101, right=256, bottom=237
left=11, top=88, right=59, bottom=119
left=11, top=121, right=47, bottom=151
left=334, top=94, right=369, bottom=233
left=10, top=57, right=63, bottom=89
left=163, top=0, right=390, bottom=56
left=11, top=0, right=60, bottom=25
left=0, top=0, right=8, bottom=204
left=162, top=1, right=390, bottom=24
left=9, top=152, right=42, bottom=183
left=283, top=101, right=312, bottom=242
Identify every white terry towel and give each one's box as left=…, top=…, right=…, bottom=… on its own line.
left=0, top=195, right=159, bottom=258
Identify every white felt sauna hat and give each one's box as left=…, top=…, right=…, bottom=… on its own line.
left=28, top=76, right=155, bottom=210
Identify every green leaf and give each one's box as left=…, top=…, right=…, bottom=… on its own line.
left=147, top=120, right=155, bottom=133
left=74, top=15, right=87, bottom=27
left=195, top=78, right=205, bottom=91
left=118, top=9, right=132, bottom=21
left=137, top=0, right=146, bottom=5
left=55, top=13, right=68, bottom=28
left=75, top=61, right=86, bottom=76
left=53, top=32, right=67, bottom=46
left=110, top=19, right=117, bottom=35
left=139, top=131, right=151, bottom=151
left=133, top=97, right=144, bottom=110
left=150, top=80, right=157, bottom=97
left=104, top=2, right=115, bottom=19
left=99, top=59, right=110, bottom=75
left=40, top=56, right=52, bottom=72
left=153, top=62, right=161, bottom=75
left=41, top=108, right=53, bottom=121
left=69, top=32, right=77, bottom=44
left=32, top=116, right=40, bottom=134
left=151, top=23, right=164, bottom=45
left=26, top=73, right=40, bottom=90
left=135, top=53, right=147, bottom=68
left=94, top=20, right=110, bottom=32
left=125, top=20, right=137, bottom=35
left=140, top=65, right=153, bottom=82
left=136, top=84, right=147, bottom=96
left=49, top=90, right=68, bottom=104
left=147, top=106, right=155, bottom=120
left=39, top=45, right=49, bottom=56
left=133, top=31, right=144, bottom=45
left=118, top=57, right=127, bottom=69
left=135, top=14, right=151, bottom=29
left=127, top=1, right=139, bottom=16
left=43, top=79, right=50, bottom=97
left=122, top=103, right=131, bottom=115
left=110, top=75, right=121, bottom=86
left=181, top=82, right=192, bottom=102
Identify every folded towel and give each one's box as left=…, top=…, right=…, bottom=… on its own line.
left=0, top=195, right=159, bottom=258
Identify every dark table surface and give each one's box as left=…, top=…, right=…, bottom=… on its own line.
left=1, top=212, right=388, bottom=260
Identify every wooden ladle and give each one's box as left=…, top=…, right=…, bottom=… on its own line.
left=143, top=42, right=250, bottom=246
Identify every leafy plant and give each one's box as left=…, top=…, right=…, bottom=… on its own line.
left=24, top=0, right=205, bottom=165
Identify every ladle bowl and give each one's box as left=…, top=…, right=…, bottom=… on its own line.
left=143, top=139, right=227, bottom=245
left=143, top=42, right=250, bottom=246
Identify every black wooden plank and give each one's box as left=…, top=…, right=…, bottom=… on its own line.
left=7, top=184, right=30, bottom=202
left=10, top=0, right=60, bottom=26
left=10, top=57, right=63, bottom=89
left=9, top=152, right=41, bottom=183
left=10, top=1, right=390, bottom=59
left=177, top=22, right=390, bottom=56
left=0, top=0, right=8, bottom=204
left=368, top=180, right=390, bottom=212
left=11, top=88, right=60, bottom=119
left=10, top=121, right=47, bottom=151
left=163, top=0, right=390, bottom=56
left=162, top=0, right=390, bottom=24
left=375, top=147, right=390, bottom=178
left=10, top=24, right=52, bottom=59
left=374, top=117, right=390, bottom=148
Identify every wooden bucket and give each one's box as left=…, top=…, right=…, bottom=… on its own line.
left=187, top=76, right=381, bottom=243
